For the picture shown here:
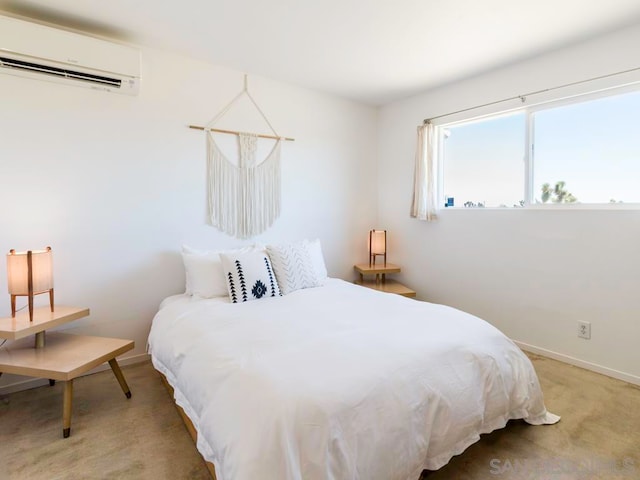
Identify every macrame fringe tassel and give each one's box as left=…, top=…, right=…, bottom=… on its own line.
left=207, top=132, right=281, bottom=239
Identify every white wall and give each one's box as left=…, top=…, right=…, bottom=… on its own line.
left=0, top=44, right=378, bottom=392
left=378, top=24, right=640, bottom=383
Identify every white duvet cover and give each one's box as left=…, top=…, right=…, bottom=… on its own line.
left=148, top=279, right=558, bottom=480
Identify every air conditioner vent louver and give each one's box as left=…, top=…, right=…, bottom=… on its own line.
left=0, top=15, right=140, bottom=95
left=0, top=56, right=122, bottom=88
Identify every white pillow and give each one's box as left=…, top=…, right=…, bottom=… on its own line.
left=304, top=238, right=328, bottom=281
left=220, top=250, right=281, bottom=303
left=266, top=239, right=326, bottom=295
left=181, top=245, right=263, bottom=298
left=182, top=250, right=227, bottom=298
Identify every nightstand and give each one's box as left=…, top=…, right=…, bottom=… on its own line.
left=354, top=263, right=416, bottom=298
left=0, top=306, right=134, bottom=438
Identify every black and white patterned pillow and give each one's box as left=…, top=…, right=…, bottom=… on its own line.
left=220, top=251, right=281, bottom=303
left=266, top=241, right=322, bottom=295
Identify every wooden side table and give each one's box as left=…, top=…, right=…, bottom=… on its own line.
left=0, top=306, right=134, bottom=438
left=354, top=263, right=416, bottom=298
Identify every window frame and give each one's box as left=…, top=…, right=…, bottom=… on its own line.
left=435, top=82, right=640, bottom=210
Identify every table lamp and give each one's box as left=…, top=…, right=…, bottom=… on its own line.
left=7, top=246, right=54, bottom=322
left=369, top=230, right=387, bottom=266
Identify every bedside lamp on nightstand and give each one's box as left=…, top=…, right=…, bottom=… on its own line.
left=369, top=229, right=387, bottom=266
left=2, top=247, right=135, bottom=439
left=356, top=230, right=416, bottom=298
left=7, top=247, right=54, bottom=322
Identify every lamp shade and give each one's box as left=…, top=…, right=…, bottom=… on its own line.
left=370, top=230, right=386, bottom=255
left=368, top=230, right=387, bottom=266
left=7, top=248, right=53, bottom=295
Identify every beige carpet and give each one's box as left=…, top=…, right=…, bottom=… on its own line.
left=1, top=354, right=638, bottom=479
left=422, top=353, right=640, bottom=480
left=0, top=362, right=210, bottom=480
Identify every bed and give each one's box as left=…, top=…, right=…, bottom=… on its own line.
left=148, top=251, right=559, bottom=480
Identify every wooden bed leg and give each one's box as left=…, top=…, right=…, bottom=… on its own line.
left=108, top=358, right=132, bottom=399
left=63, top=380, right=73, bottom=438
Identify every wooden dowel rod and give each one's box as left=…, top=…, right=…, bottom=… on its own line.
left=188, top=125, right=295, bottom=142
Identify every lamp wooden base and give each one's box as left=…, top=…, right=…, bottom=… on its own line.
left=11, top=288, right=54, bottom=322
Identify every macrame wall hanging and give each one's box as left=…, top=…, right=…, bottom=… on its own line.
left=189, top=75, right=294, bottom=239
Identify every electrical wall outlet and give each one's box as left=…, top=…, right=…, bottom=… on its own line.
left=578, top=321, right=591, bottom=339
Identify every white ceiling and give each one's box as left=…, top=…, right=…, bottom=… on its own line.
left=1, top=0, right=640, bottom=105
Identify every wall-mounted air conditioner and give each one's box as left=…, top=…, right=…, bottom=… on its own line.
left=0, top=15, right=140, bottom=95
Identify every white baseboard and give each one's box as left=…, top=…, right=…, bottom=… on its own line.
left=0, top=353, right=150, bottom=396
left=514, top=340, right=640, bottom=387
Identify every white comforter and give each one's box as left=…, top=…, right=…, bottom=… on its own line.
left=148, top=279, right=558, bottom=480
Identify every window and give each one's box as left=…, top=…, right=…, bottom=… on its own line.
left=442, top=112, right=525, bottom=208
left=438, top=87, right=640, bottom=207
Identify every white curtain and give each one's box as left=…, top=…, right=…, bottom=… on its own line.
left=410, top=123, right=438, bottom=221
